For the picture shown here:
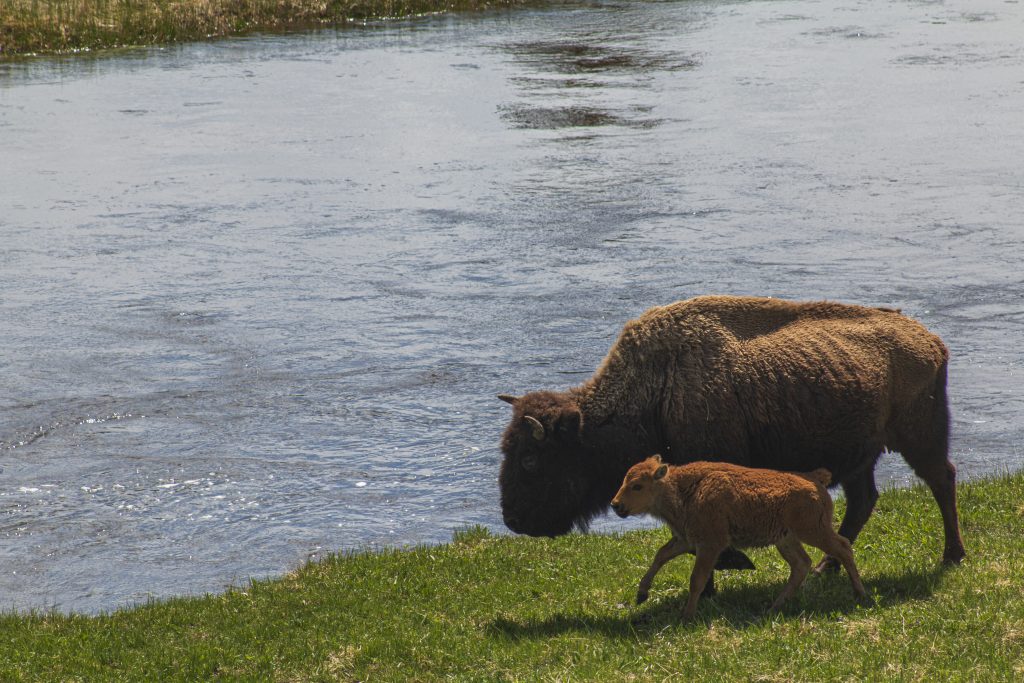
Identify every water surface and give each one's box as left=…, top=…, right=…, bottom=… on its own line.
left=1, top=0, right=1022, bottom=612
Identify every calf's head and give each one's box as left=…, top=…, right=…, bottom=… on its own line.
left=610, top=455, right=668, bottom=519
left=497, top=390, right=599, bottom=537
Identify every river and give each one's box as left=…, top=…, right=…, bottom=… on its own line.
left=1, top=0, right=1022, bottom=612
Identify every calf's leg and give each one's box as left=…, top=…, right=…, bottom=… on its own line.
left=636, top=536, right=689, bottom=604
left=803, top=527, right=871, bottom=605
left=770, top=534, right=812, bottom=612
left=683, top=543, right=725, bottom=620
left=815, top=470, right=878, bottom=574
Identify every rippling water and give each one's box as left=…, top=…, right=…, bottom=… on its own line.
left=1, top=0, right=1022, bottom=612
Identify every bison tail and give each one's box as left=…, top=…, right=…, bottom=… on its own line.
left=798, top=468, right=832, bottom=488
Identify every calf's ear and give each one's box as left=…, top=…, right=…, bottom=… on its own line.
left=654, top=464, right=668, bottom=480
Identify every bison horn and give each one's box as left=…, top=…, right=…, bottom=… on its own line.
left=523, top=415, right=545, bottom=441
left=497, top=394, right=520, bottom=405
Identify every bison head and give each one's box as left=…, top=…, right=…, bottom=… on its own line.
left=497, top=390, right=614, bottom=537
left=610, top=455, right=667, bottom=519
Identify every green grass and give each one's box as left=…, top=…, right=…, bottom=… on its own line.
left=0, top=0, right=545, bottom=58
left=3, top=472, right=1024, bottom=681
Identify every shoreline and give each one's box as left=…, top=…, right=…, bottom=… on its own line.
left=0, top=0, right=549, bottom=60
left=2, top=470, right=1022, bottom=679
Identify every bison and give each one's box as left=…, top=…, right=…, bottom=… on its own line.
left=611, top=456, right=869, bottom=618
left=498, top=295, right=965, bottom=575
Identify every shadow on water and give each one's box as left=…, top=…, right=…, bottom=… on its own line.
left=486, top=564, right=954, bottom=639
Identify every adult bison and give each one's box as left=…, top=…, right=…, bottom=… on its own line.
left=498, top=295, right=965, bottom=571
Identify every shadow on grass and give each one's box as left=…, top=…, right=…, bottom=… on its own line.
left=486, top=563, right=955, bottom=639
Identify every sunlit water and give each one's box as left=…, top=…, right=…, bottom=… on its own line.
left=1, top=0, right=1022, bottom=612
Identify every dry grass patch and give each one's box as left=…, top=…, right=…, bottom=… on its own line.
left=841, top=615, right=882, bottom=643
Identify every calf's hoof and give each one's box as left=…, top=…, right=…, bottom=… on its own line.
left=636, top=590, right=649, bottom=605
left=715, top=547, right=755, bottom=571
left=680, top=607, right=699, bottom=622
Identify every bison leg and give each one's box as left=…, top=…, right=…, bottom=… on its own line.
left=704, top=548, right=755, bottom=597
left=715, top=547, right=756, bottom=571
left=636, top=536, right=689, bottom=605
left=815, top=532, right=871, bottom=605
left=798, top=518, right=872, bottom=606
left=701, top=572, right=717, bottom=598
left=770, top=534, right=811, bottom=612
left=894, top=366, right=966, bottom=565
left=814, top=471, right=878, bottom=574
left=905, top=454, right=966, bottom=565
left=683, top=543, right=725, bottom=620
left=700, top=548, right=755, bottom=599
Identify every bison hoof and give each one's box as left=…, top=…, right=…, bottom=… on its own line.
left=943, top=548, right=966, bottom=565
left=813, top=556, right=841, bottom=575
left=636, top=591, right=649, bottom=605
left=715, top=547, right=755, bottom=571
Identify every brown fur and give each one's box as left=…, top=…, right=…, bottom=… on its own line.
left=611, top=456, right=869, bottom=619
left=499, top=295, right=965, bottom=573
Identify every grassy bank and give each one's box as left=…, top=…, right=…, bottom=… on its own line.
left=2, top=472, right=1023, bottom=681
left=0, top=0, right=540, bottom=58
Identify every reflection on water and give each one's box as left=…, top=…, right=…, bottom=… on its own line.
left=507, top=40, right=701, bottom=74
left=499, top=103, right=660, bottom=129
left=502, top=33, right=697, bottom=129
left=1, top=0, right=1023, bottom=613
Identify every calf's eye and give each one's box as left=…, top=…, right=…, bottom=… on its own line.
left=631, top=484, right=642, bottom=491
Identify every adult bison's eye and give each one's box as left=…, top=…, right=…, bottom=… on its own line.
left=522, top=454, right=539, bottom=472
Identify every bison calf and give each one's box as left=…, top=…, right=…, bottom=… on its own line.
left=611, top=456, right=869, bottom=619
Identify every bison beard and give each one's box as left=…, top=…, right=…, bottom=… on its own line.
left=497, top=295, right=966, bottom=576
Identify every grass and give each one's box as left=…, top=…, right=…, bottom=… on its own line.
left=2, top=472, right=1023, bottom=681
left=0, top=0, right=544, bottom=58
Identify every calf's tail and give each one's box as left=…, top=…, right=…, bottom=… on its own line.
left=797, top=468, right=832, bottom=488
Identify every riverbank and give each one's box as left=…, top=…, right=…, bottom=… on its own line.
left=0, top=0, right=543, bottom=58
left=2, top=471, right=1022, bottom=680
